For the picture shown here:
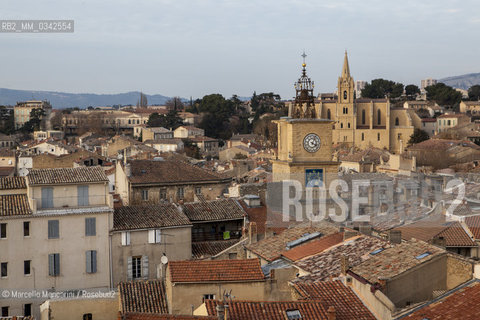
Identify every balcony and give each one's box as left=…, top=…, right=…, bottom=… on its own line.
left=192, top=229, right=242, bottom=242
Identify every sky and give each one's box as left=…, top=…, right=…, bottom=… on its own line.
left=0, top=0, right=479, bottom=100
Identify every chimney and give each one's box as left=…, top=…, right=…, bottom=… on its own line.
left=359, top=224, right=372, bottom=236
left=388, top=230, right=402, bottom=244
left=216, top=301, right=225, bottom=320
left=327, top=306, right=336, bottom=320
left=249, top=222, right=257, bottom=244
left=340, top=255, right=349, bottom=275
left=432, top=236, right=446, bottom=248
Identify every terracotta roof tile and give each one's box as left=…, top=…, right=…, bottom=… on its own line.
left=404, top=281, right=480, bottom=319
left=192, top=239, right=242, bottom=259
left=125, top=313, right=216, bottom=320
left=0, top=194, right=32, bottom=216
left=281, top=232, right=346, bottom=262
left=113, top=204, right=191, bottom=231
left=168, top=259, right=264, bottom=283
left=292, top=280, right=376, bottom=320
left=182, top=199, right=246, bottom=222
left=118, top=280, right=168, bottom=314
left=27, top=166, right=108, bottom=185
left=246, top=223, right=339, bottom=262
left=0, top=176, right=26, bottom=190
left=128, top=160, right=229, bottom=185
left=205, top=300, right=332, bottom=320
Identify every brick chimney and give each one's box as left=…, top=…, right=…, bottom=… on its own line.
left=216, top=301, right=225, bottom=320
left=340, top=255, right=349, bottom=275
left=327, top=306, right=336, bottom=320
left=249, top=222, right=257, bottom=244
left=388, top=230, right=402, bottom=244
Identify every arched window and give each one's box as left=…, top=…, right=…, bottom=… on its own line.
left=348, top=123, right=350, bottom=128
left=395, top=117, right=399, bottom=126
left=362, top=110, right=365, bottom=125
left=340, top=123, right=343, bottom=128
left=327, top=109, right=331, bottom=120
left=343, top=91, right=347, bottom=100
left=377, top=109, right=381, bottom=125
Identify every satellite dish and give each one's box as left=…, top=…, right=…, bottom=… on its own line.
left=161, top=255, right=169, bottom=265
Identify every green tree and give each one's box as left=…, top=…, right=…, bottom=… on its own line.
left=405, top=84, right=420, bottom=99
left=425, top=83, right=462, bottom=107
left=147, top=110, right=183, bottom=130
left=21, top=108, right=46, bottom=132
left=0, top=107, right=14, bottom=134
left=408, top=128, right=430, bottom=145
left=468, top=85, right=480, bottom=101
left=361, top=79, right=404, bottom=99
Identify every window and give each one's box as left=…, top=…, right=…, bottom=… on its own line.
left=1, top=307, right=8, bottom=317
left=159, top=188, right=167, bottom=200
left=83, top=314, right=93, bottom=320
left=132, top=256, right=142, bottom=279
left=340, top=123, right=343, bottom=128
left=141, top=189, right=149, bottom=201
left=361, top=133, right=364, bottom=141
left=203, top=294, right=215, bottom=301
left=24, top=304, right=32, bottom=317
left=23, top=221, right=30, bottom=237
left=148, top=229, right=161, bottom=244
left=343, top=90, right=347, bottom=100
left=41, top=187, right=54, bottom=208
left=362, top=109, right=365, bottom=124
left=377, top=109, right=381, bottom=125
left=229, top=253, right=237, bottom=259
left=447, top=120, right=451, bottom=126
left=398, top=133, right=402, bottom=140
left=286, top=309, right=302, bottom=320
left=377, top=133, right=380, bottom=141
left=48, top=220, right=59, bottom=239
left=195, top=187, right=202, bottom=195
left=78, top=185, right=89, bottom=206
left=395, top=117, right=399, bottom=126
left=121, top=231, right=131, bottom=246
left=415, top=252, right=431, bottom=260
left=0, top=223, right=6, bottom=239
left=24, top=260, right=31, bottom=275
left=177, top=187, right=184, bottom=199
left=347, top=122, right=350, bottom=128
left=1, top=262, right=7, bottom=277
left=85, top=217, right=96, bottom=236
left=48, top=253, right=60, bottom=276
left=86, top=250, right=97, bottom=274
left=327, top=109, right=331, bottom=120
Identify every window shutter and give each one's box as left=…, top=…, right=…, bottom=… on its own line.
left=127, top=257, right=133, bottom=281
left=92, top=250, right=97, bottom=273
left=155, top=230, right=162, bottom=243
left=54, top=253, right=60, bottom=276
left=86, top=251, right=92, bottom=273
left=122, top=232, right=130, bottom=246
left=48, top=254, right=55, bottom=276
left=148, top=230, right=155, bottom=244
left=85, top=218, right=96, bottom=236
left=78, top=186, right=89, bottom=206
left=48, top=220, right=59, bottom=239
left=42, top=187, right=53, bottom=208
left=141, top=255, right=149, bottom=280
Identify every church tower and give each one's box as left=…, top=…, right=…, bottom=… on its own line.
left=338, top=50, right=354, bottom=104
left=334, top=51, right=356, bottom=146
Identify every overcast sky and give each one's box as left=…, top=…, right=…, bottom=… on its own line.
left=1, top=0, right=478, bottom=100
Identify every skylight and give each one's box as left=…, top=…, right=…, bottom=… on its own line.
left=370, top=248, right=384, bottom=255
left=415, top=252, right=431, bottom=260
left=286, top=309, right=302, bottom=320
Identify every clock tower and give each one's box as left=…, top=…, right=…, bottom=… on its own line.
left=273, top=54, right=339, bottom=189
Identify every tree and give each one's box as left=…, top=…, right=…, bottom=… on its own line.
left=405, top=84, right=420, bottom=100
left=361, top=79, right=404, bottom=99
left=408, top=128, right=430, bottom=145
left=468, top=85, right=480, bottom=101
left=425, top=83, right=462, bottom=108
left=165, top=97, right=185, bottom=111
left=136, top=92, right=148, bottom=108
left=147, top=110, right=183, bottom=130
left=21, top=108, right=46, bottom=132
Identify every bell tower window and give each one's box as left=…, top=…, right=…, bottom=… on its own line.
left=343, top=91, right=347, bottom=100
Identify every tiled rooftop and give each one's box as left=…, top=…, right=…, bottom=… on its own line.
left=292, top=280, right=376, bottom=320
left=204, top=300, right=333, bottom=320
left=27, top=166, right=108, bottom=185
left=465, top=215, right=480, bottom=239
left=350, top=240, right=445, bottom=284
left=192, top=239, right=242, bottom=259
left=0, top=194, right=32, bottom=216
left=127, top=160, right=229, bottom=185
left=281, top=232, right=346, bottom=262
left=404, top=280, right=480, bottom=319
left=124, top=313, right=216, bottom=320
left=182, top=199, right=246, bottom=222
left=168, top=259, right=264, bottom=283
left=245, top=222, right=339, bottom=262
left=113, top=204, right=191, bottom=231
left=294, top=235, right=390, bottom=282
left=0, top=176, right=26, bottom=190
left=118, top=280, right=168, bottom=314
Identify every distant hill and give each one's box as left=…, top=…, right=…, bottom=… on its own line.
left=0, top=88, right=174, bottom=109
left=439, top=73, right=480, bottom=90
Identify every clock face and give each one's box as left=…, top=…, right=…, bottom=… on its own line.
left=303, top=133, right=321, bottom=153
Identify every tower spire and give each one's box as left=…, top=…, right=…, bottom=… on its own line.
left=342, top=50, right=350, bottom=77
left=292, top=51, right=316, bottom=119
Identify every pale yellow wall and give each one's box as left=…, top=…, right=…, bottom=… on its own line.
left=40, top=297, right=118, bottom=320
left=111, top=226, right=192, bottom=285
left=0, top=156, right=15, bottom=167
left=115, top=161, right=130, bottom=206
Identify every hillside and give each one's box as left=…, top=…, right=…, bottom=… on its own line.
left=0, top=88, right=173, bottom=109
left=439, top=73, right=480, bottom=90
